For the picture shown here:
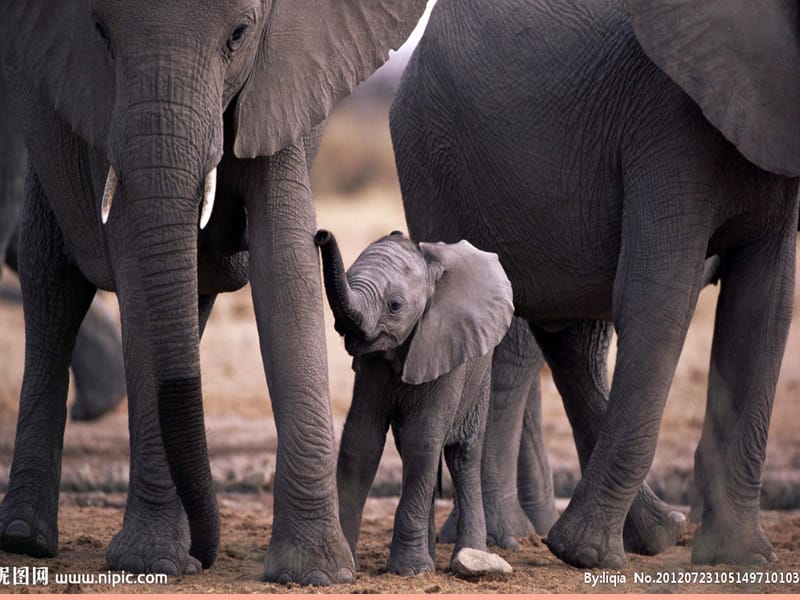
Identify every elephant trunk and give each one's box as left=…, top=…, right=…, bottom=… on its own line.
left=110, top=127, right=220, bottom=568
left=315, top=229, right=363, bottom=337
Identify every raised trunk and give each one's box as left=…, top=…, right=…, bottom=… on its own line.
left=315, top=229, right=362, bottom=337
left=109, top=117, right=219, bottom=567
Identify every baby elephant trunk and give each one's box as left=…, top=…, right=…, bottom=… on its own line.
left=315, top=229, right=364, bottom=337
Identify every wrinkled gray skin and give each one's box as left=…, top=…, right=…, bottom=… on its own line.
left=316, top=230, right=514, bottom=576
left=392, top=0, right=799, bottom=569
left=0, top=0, right=425, bottom=582
left=0, top=80, right=125, bottom=421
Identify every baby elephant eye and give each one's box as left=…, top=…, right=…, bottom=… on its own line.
left=226, top=24, right=249, bottom=52
left=387, top=299, right=404, bottom=314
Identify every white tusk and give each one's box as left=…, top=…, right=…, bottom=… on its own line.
left=101, top=166, right=118, bottom=225
left=200, top=167, right=217, bottom=230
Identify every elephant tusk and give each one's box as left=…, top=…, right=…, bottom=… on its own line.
left=101, top=166, right=118, bottom=225
left=200, top=168, right=217, bottom=230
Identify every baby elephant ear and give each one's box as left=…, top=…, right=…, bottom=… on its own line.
left=402, top=241, right=514, bottom=385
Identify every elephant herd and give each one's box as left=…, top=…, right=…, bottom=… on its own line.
left=0, top=0, right=797, bottom=585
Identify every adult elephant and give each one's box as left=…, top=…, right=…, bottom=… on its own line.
left=389, top=0, right=799, bottom=568
left=0, top=0, right=425, bottom=583
left=0, top=77, right=125, bottom=421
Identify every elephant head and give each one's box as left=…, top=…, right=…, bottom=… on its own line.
left=0, top=0, right=425, bottom=569
left=316, top=230, right=514, bottom=384
left=627, top=0, right=800, bottom=177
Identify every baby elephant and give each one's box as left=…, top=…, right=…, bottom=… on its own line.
left=316, top=229, right=514, bottom=577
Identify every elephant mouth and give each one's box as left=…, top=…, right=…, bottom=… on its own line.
left=344, top=331, right=398, bottom=357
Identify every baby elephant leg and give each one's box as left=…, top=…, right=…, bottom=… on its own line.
left=445, top=368, right=512, bottom=578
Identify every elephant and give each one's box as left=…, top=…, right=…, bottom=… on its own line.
left=391, top=0, right=799, bottom=569
left=0, top=76, right=125, bottom=421
left=0, top=0, right=426, bottom=583
left=316, top=229, right=514, bottom=576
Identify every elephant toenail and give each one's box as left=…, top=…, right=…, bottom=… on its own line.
left=337, top=567, right=355, bottom=583
left=504, top=536, right=520, bottom=551
left=302, top=570, right=332, bottom=586
left=668, top=511, right=686, bottom=524
left=574, top=546, right=600, bottom=567
left=151, top=558, right=179, bottom=575
left=275, top=572, right=294, bottom=584
left=35, top=534, right=47, bottom=548
left=5, top=520, right=31, bottom=539
left=604, top=553, right=626, bottom=569
left=185, top=559, right=201, bottom=575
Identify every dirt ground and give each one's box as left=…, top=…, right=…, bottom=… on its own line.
left=0, top=107, right=799, bottom=593
left=0, top=494, right=799, bottom=594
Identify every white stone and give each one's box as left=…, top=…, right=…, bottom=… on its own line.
left=450, top=548, right=513, bottom=578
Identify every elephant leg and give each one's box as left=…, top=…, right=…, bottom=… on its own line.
left=388, top=423, right=442, bottom=576
left=337, top=356, right=392, bottom=568
left=443, top=379, right=490, bottom=558
left=242, top=144, right=353, bottom=586
left=105, top=294, right=217, bottom=574
left=69, top=297, right=127, bottom=421
left=543, top=183, right=709, bottom=569
left=534, top=320, right=685, bottom=555
left=0, top=167, right=95, bottom=557
left=441, top=317, right=540, bottom=548
left=516, top=349, right=557, bottom=536
left=692, top=206, right=796, bottom=566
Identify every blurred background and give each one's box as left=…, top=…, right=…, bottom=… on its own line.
left=0, top=0, right=798, bottom=511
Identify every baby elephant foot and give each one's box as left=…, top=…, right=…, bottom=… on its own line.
left=544, top=505, right=626, bottom=569
left=450, top=548, right=512, bottom=578
left=387, top=545, right=435, bottom=577
left=623, top=486, right=686, bottom=555
left=692, top=520, right=777, bottom=566
left=264, top=525, right=355, bottom=586
left=106, top=509, right=199, bottom=575
left=0, top=495, right=58, bottom=558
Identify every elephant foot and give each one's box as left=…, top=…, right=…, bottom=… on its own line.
left=107, top=499, right=200, bottom=575
left=264, top=522, right=355, bottom=585
left=450, top=547, right=512, bottom=578
left=441, top=496, right=534, bottom=550
left=0, top=491, right=58, bottom=558
left=518, top=498, right=557, bottom=537
left=485, top=496, right=535, bottom=549
left=692, top=518, right=776, bottom=566
left=544, top=503, right=626, bottom=569
left=387, top=546, right=435, bottom=577
left=70, top=384, right=126, bottom=421
left=623, top=486, right=686, bottom=555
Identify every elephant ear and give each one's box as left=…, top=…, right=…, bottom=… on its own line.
left=0, top=2, right=113, bottom=150
left=233, top=0, right=427, bottom=158
left=401, top=241, right=514, bottom=385
left=628, top=0, right=800, bottom=177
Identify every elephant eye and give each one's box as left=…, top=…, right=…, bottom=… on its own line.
left=226, top=24, right=249, bottom=53
left=92, top=14, right=112, bottom=55
left=387, top=299, right=404, bottom=314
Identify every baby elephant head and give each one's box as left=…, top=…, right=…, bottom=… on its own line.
left=316, top=230, right=514, bottom=384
